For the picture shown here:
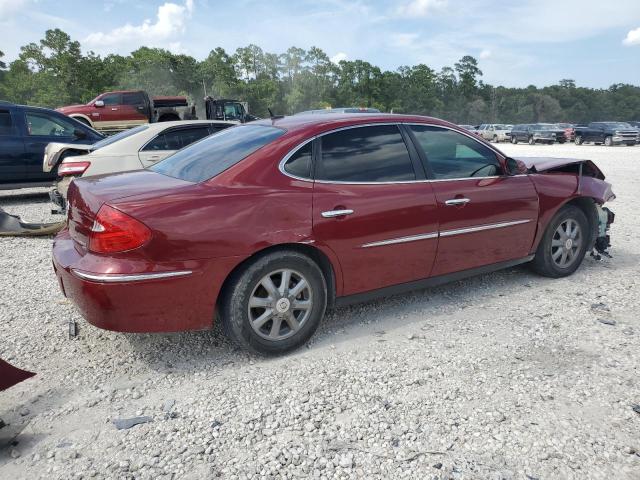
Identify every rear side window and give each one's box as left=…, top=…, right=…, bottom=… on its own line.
left=152, top=125, right=285, bottom=182
left=0, top=110, right=14, bottom=136
left=284, top=142, right=312, bottom=179
left=122, top=92, right=145, bottom=106
left=409, top=125, right=501, bottom=179
left=317, top=125, right=415, bottom=182
left=143, top=126, right=211, bottom=151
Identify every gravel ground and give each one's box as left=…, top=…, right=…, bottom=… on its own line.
left=1, top=143, right=639, bottom=480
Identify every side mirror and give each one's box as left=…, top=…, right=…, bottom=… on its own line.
left=505, top=157, right=528, bottom=176
left=73, top=128, right=87, bottom=139
left=94, top=100, right=105, bottom=108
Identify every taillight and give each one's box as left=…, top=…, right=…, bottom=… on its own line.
left=89, top=204, right=151, bottom=254
left=58, top=161, right=91, bottom=176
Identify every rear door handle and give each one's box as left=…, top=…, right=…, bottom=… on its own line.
left=321, top=209, right=354, bottom=218
left=445, top=198, right=471, bottom=206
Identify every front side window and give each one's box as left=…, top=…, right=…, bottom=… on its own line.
left=25, top=111, right=75, bottom=137
left=101, top=94, right=121, bottom=106
left=152, top=124, right=285, bottom=182
left=0, top=110, right=15, bottom=136
left=317, top=125, right=415, bottom=182
left=409, top=125, right=501, bottom=179
left=284, top=142, right=312, bottom=179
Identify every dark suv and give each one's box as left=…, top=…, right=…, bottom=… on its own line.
left=0, top=101, right=103, bottom=189
left=510, top=124, right=566, bottom=145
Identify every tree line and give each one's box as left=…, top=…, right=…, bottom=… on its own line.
left=1, top=29, right=639, bottom=124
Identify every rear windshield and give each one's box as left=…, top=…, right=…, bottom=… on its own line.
left=92, top=125, right=149, bottom=150
left=151, top=124, right=285, bottom=182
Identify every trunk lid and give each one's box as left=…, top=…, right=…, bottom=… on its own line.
left=67, top=170, right=192, bottom=248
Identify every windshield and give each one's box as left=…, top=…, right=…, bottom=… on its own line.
left=91, top=125, right=149, bottom=150
left=151, top=124, right=286, bottom=183
left=535, top=124, right=556, bottom=131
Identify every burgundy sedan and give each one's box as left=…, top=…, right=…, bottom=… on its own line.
left=52, top=114, right=615, bottom=355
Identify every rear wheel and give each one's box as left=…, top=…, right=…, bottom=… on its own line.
left=604, top=136, right=613, bottom=146
left=575, top=135, right=583, bottom=145
left=528, top=136, right=535, bottom=145
left=511, top=136, right=517, bottom=144
left=220, top=251, right=327, bottom=355
left=531, top=205, right=589, bottom=278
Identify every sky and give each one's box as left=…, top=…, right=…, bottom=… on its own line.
left=1, top=0, right=640, bottom=88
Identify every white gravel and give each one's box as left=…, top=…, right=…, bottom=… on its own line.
left=1, top=143, right=639, bottom=480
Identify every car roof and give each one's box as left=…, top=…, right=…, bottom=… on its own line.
left=90, top=120, right=233, bottom=154
left=252, top=113, right=454, bottom=137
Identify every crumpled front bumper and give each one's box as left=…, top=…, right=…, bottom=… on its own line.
left=593, top=205, right=614, bottom=258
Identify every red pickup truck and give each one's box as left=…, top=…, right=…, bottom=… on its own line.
left=57, top=90, right=196, bottom=133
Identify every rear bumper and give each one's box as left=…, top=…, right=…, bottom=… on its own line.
left=52, top=230, right=244, bottom=333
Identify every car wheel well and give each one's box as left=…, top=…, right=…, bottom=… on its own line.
left=218, top=243, right=337, bottom=311
left=564, top=197, right=598, bottom=249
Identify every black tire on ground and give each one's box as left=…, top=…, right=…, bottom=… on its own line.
left=575, top=135, right=583, bottom=145
left=220, top=251, right=327, bottom=355
left=511, top=136, right=517, bottom=144
left=604, top=136, right=613, bottom=147
left=528, top=136, right=535, bottom=145
left=530, top=204, right=589, bottom=278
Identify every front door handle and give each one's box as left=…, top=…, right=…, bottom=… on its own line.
left=321, top=209, right=354, bottom=218
left=445, top=198, right=471, bottom=206
left=111, top=108, right=118, bottom=111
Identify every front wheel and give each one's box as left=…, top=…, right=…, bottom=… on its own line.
left=528, top=136, right=535, bottom=145
left=531, top=205, right=589, bottom=278
left=604, top=136, right=613, bottom=146
left=511, top=136, right=517, bottom=144
left=575, top=135, right=583, bottom=145
left=220, top=251, right=327, bottom=355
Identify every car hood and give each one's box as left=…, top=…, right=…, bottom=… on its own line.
left=515, top=156, right=607, bottom=179
left=57, top=104, right=86, bottom=112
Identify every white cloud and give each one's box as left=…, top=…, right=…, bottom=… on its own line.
left=0, top=0, right=28, bottom=17
left=396, top=0, right=448, bottom=17
left=623, top=27, right=640, bottom=45
left=84, top=0, right=194, bottom=49
left=330, top=52, right=348, bottom=64
left=391, top=33, right=420, bottom=48
left=479, top=49, right=492, bottom=59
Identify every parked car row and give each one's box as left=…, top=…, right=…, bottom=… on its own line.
left=459, top=121, right=639, bottom=146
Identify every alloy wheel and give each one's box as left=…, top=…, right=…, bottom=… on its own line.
left=550, top=218, right=582, bottom=268
left=248, top=269, right=313, bottom=341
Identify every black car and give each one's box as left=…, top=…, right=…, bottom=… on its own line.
left=510, top=123, right=565, bottom=145
left=0, top=101, right=103, bottom=189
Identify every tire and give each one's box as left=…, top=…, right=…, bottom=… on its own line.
left=220, top=251, right=327, bottom=355
left=511, top=136, right=517, bottom=144
left=574, top=135, right=583, bottom=145
left=604, top=136, right=613, bottom=147
left=530, top=205, right=589, bottom=278
left=493, top=135, right=498, bottom=143
left=528, top=136, right=535, bottom=145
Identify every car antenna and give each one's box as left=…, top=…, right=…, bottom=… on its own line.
left=268, top=108, right=284, bottom=120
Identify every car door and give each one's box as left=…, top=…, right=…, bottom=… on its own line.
left=121, top=92, right=151, bottom=126
left=93, top=93, right=122, bottom=129
left=310, top=124, right=439, bottom=296
left=407, top=124, right=539, bottom=277
left=138, top=125, right=214, bottom=167
left=0, top=107, right=26, bottom=183
left=23, top=109, right=80, bottom=181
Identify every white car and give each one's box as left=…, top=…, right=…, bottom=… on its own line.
left=477, top=124, right=513, bottom=142
left=44, top=120, right=234, bottom=208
